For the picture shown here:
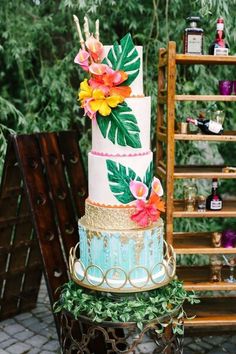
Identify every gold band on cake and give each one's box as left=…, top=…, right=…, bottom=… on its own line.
left=84, top=200, right=138, bottom=230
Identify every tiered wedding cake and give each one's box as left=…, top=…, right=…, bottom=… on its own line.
left=70, top=17, right=175, bottom=292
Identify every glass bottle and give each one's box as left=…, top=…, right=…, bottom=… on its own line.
left=186, top=117, right=223, bottom=135
left=184, top=179, right=198, bottom=211
left=209, top=18, right=229, bottom=55
left=206, top=178, right=223, bottom=211
left=183, top=16, right=204, bottom=55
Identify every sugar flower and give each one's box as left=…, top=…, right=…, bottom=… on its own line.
left=78, top=79, right=93, bottom=101
left=131, top=200, right=159, bottom=227
left=89, top=63, right=108, bottom=76
left=89, top=89, right=124, bottom=116
left=130, top=180, right=148, bottom=200
left=151, top=177, right=164, bottom=197
left=130, top=176, right=165, bottom=227
left=85, top=35, right=105, bottom=62
left=74, top=49, right=90, bottom=71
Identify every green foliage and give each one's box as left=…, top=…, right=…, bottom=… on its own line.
left=54, top=279, right=199, bottom=333
left=106, top=159, right=139, bottom=204
left=143, top=160, right=153, bottom=194
left=97, top=103, right=141, bottom=148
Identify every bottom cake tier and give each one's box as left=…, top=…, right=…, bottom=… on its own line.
left=69, top=218, right=176, bottom=292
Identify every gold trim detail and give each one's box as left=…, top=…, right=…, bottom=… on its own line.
left=69, top=240, right=176, bottom=293
left=84, top=201, right=138, bottom=230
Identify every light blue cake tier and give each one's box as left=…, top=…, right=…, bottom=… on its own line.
left=71, top=217, right=174, bottom=292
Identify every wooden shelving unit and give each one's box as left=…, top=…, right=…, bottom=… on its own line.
left=174, top=232, right=236, bottom=254
left=156, top=42, right=236, bottom=332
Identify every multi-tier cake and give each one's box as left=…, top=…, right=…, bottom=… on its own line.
left=70, top=17, right=175, bottom=293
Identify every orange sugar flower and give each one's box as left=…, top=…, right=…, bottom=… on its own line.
left=148, top=193, right=165, bottom=213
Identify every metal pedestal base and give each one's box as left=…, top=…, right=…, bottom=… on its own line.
left=60, top=311, right=183, bottom=353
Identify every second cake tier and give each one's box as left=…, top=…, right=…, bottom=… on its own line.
left=88, top=151, right=153, bottom=205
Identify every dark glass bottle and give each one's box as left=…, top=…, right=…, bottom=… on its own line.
left=186, top=117, right=223, bottom=135
left=209, top=18, right=229, bottom=55
left=183, top=16, right=204, bottom=54
left=206, top=178, right=223, bottom=211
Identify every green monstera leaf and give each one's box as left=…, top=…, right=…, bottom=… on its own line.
left=143, top=161, right=153, bottom=191
left=106, top=159, right=141, bottom=204
left=97, top=102, right=141, bottom=148
left=103, top=33, right=140, bottom=86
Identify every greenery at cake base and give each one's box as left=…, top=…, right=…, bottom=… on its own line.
left=54, top=279, right=199, bottom=334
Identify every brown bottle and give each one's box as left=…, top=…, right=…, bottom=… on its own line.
left=183, top=16, right=204, bottom=54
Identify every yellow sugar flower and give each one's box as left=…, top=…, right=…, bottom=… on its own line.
left=78, top=79, right=93, bottom=101
left=89, top=89, right=124, bottom=116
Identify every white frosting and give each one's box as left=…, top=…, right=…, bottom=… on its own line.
left=92, top=96, right=151, bottom=154
left=88, top=151, right=153, bottom=205
left=104, top=46, right=143, bottom=96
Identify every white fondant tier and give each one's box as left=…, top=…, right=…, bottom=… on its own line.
left=104, top=46, right=143, bottom=96
left=92, top=96, right=151, bottom=154
left=88, top=151, right=153, bottom=205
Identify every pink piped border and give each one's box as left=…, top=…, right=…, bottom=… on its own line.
left=91, top=150, right=150, bottom=157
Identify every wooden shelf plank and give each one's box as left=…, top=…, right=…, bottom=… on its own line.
left=158, top=165, right=236, bottom=179
left=184, top=297, right=236, bottom=328
left=176, top=53, right=236, bottom=65
left=174, top=232, right=236, bottom=254
left=175, top=131, right=236, bottom=141
left=173, top=200, right=236, bottom=217
left=176, top=54, right=236, bottom=65
left=175, top=94, right=236, bottom=101
left=178, top=265, right=236, bottom=291
left=174, top=165, right=236, bottom=179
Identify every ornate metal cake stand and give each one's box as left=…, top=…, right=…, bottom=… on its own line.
left=60, top=309, right=183, bottom=354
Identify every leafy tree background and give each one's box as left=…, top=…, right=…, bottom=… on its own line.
left=1, top=0, right=236, bottom=259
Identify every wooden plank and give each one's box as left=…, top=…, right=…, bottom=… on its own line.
left=174, top=165, right=236, bottom=178
left=175, top=131, right=236, bottom=142
left=178, top=265, right=236, bottom=291
left=176, top=53, right=236, bottom=65
left=173, top=200, right=236, bottom=217
left=57, top=131, right=87, bottom=218
left=165, top=41, right=177, bottom=245
left=184, top=297, right=236, bottom=327
left=14, top=134, right=70, bottom=309
left=174, top=232, right=236, bottom=254
left=38, top=132, right=78, bottom=258
left=175, top=94, right=236, bottom=101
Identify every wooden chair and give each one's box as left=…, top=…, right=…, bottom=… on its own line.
left=0, top=131, right=87, bottom=336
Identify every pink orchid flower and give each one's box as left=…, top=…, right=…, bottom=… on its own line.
left=85, top=35, right=105, bottom=62
left=74, top=49, right=90, bottom=71
left=131, top=200, right=159, bottom=227
left=152, top=177, right=164, bottom=197
left=130, top=180, right=148, bottom=200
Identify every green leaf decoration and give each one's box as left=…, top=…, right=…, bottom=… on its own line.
left=103, top=33, right=140, bottom=86
left=54, top=279, right=198, bottom=333
left=97, top=103, right=141, bottom=148
left=106, top=159, right=141, bottom=204
left=143, top=161, right=153, bottom=190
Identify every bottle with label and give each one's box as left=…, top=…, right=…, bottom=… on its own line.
left=209, top=18, right=229, bottom=55
left=206, top=178, right=223, bottom=211
left=183, top=16, right=204, bottom=54
left=186, top=117, right=223, bottom=135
